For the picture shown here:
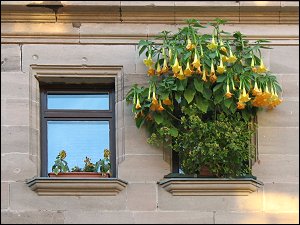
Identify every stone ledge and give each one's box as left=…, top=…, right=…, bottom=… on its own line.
left=26, top=177, right=128, bottom=196
left=158, top=178, right=263, bottom=196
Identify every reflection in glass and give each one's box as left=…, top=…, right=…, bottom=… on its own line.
left=47, top=94, right=109, bottom=110
left=47, top=121, right=109, bottom=173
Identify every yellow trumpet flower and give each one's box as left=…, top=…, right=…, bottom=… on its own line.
left=192, top=51, right=201, bottom=69
left=225, top=83, right=233, bottom=98
left=217, top=56, right=226, bottom=74
left=252, top=81, right=262, bottom=96
left=209, top=61, right=217, bottom=83
left=172, top=57, right=182, bottom=74
left=207, top=35, right=218, bottom=51
left=220, top=40, right=227, bottom=53
left=196, top=66, right=203, bottom=75
left=177, top=68, right=186, bottom=80
left=161, top=58, right=169, bottom=73
left=202, top=67, right=207, bottom=82
left=186, top=38, right=195, bottom=51
left=147, top=67, right=155, bottom=76
left=156, top=62, right=162, bottom=76
left=143, top=54, right=154, bottom=68
left=184, top=61, right=193, bottom=77
left=239, top=87, right=251, bottom=103
left=227, top=49, right=237, bottom=63
left=135, top=97, right=141, bottom=109
left=257, top=58, right=267, bottom=73
left=222, top=55, right=228, bottom=63
left=157, top=100, right=165, bottom=112
left=237, top=101, right=246, bottom=110
left=163, top=97, right=172, bottom=106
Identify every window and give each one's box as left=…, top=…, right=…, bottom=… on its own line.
left=40, top=84, right=116, bottom=177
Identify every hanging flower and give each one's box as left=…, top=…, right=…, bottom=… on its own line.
left=227, top=48, right=237, bottom=63
left=252, top=81, right=262, bottom=96
left=225, top=83, right=233, bottom=98
left=163, top=97, right=172, bottom=106
left=207, top=35, right=218, bottom=51
left=186, top=38, right=195, bottom=51
left=222, top=55, right=228, bottom=63
left=147, top=67, right=155, bottom=76
left=161, top=58, right=169, bottom=73
left=156, top=62, right=162, bottom=76
left=143, top=54, right=154, bottom=67
left=172, top=57, right=182, bottom=74
left=135, top=96, right=142, bottom=109
left=257, top=58, right=267, bottom=73
left=196, top=65, right=203, bottom=75
left=220, top=40, right=227, bottom=53
left=217, top=55, right=226, bottom=74
left=192, top=51, right=201, bottom=69
left=251, top=57, right=257, bottom=73
left=184, top=61, right=193, bottom=77
left=237, top=101, right=246, bottom=109
left=209, top=61, right=217, bottom=83
left=176, top=67, right=186, bottom=80
left=239, top=87, right=251, bottom=103
left=157, top=100, right=165, bottom=111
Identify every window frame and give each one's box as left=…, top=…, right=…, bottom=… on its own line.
left=39, top=84, right=116, bottom=177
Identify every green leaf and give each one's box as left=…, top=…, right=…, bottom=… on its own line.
left=213, top=83, right=223, bottom=92
left=214, top=94, right=224, bottom=104
left=135, top=116, right=145, bottom=128
left=224, top=98, right=233, bottom=108
left=202, top=87, right=212, bottom=100
left=184, top=89, right=196, bottom=104
left=154, top=113, right=163, bottom=125
left=169, top=127, right=178, bottom=137
left=139, top=45, right=147, bottom=56
left=195, top=97, right=209, bottom=113
left=194, top=78, right=204, bottom=93
left=216, top=75, right=227, bottom=83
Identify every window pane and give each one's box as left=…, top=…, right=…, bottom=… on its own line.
left=47, top=121, right=109, bottom=173
left=47, top=94, right=109, bottom=110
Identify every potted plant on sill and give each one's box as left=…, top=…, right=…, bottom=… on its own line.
left=48, top=149, right=111, bottom=178
left=126, top=18, right=282, bottom=178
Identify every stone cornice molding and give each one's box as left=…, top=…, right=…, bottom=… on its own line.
left=159, top=178, right=263, bottom=196
left=1, top=1, right=299, bottom=24
left=26, top=177, right=128, bottom=196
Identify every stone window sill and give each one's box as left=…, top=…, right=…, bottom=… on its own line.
left=26, top=177, right=128, bottom=196
left=158, top=177, right=263, bottom=196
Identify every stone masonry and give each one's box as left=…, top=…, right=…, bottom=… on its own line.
left=1, top=1, right=299, bottom=224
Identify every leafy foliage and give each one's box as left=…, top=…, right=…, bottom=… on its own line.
left=126, top=18, right=282, bottom=177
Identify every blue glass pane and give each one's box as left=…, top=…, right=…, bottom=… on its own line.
left=47, top=121, right=109, bottom=173
left=47, top=94, right=109, bottom=110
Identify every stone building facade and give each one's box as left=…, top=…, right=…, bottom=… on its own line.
left=1, top=1, right=299, bottom=224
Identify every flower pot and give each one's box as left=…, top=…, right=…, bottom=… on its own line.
left=198, top=166, right=214, bottom=177
left=48, top=172, right=110, bottom=178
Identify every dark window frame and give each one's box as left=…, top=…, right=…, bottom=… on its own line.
left=40, top=84, right=116, bottom=177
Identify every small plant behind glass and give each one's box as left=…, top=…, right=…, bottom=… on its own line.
left=51, top=149, right=111, bottom=176
left=52, top=150, right=70, bottom=175
left=99, top=149, right=111, bottom=175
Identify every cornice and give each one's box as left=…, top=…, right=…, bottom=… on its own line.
left=1, top=1, right=299, bottom=24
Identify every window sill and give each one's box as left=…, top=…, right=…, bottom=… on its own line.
left=26, top=177, right=128, bottom=196
left=158, top=177, right=263, bottom=196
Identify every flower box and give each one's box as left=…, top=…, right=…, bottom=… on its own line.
left=48, top=172, right=110, bottom=178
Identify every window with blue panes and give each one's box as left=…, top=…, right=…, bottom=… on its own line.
left=40, top=85, right=116, bottom=177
